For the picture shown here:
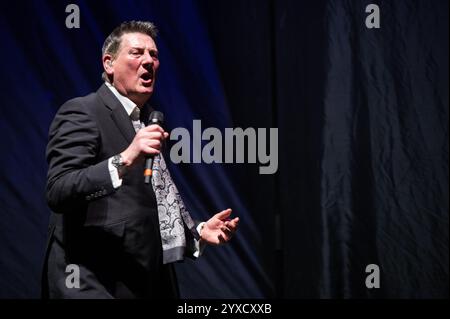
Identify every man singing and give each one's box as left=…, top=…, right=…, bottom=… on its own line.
left=43, top=20, right=239, bottom=298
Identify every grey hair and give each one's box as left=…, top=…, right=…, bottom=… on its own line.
left=101, top=21, right=158, bottom=83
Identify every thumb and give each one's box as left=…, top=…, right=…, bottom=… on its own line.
left=214, top=208, right=232, bottom=220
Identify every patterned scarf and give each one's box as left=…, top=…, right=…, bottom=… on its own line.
left=131, top=106, right=199, bottom=264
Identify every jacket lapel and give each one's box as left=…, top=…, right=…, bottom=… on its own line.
left=97, top=84, right=135, bottom=143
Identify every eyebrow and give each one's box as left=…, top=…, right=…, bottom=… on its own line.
left=130, top=46, right=158, bottom=52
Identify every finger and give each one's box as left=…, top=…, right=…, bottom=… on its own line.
left=137, top=131, right=163, bottom=141
left=214, top=208, right=232, bottom=221
left=147, top=132, right=163, bottom=140
left=220, top=229, right=232, bottom=241
left=141, top=140, right=161, bottom=152
left=225, top=222, right=237, bottom=232
left=163, top=132, right=169, bottom=139
left=146, top=139, right=161, bottom=148
left=221, top=225, right=234, bottom=238
left=217, top=233, right=227, bottom=244
left=226, top=217, right=239, bottom=230
left=224, top=217, right=239, bottom=226
left=143, top=124, right=164, bottom=133
left=221, top=224, right=232, bottom=233
left=143, top=146, right=160, bottom=155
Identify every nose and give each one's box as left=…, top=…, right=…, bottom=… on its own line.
left=142, top=51, right=154, bottom=68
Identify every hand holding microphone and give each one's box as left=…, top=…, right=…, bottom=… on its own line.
left=119, top=110, right=168, bottom=180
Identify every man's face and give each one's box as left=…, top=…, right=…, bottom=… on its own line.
left=106, top=32, right=159, bottom=106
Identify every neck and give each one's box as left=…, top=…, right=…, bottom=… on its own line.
left=129, top=93, right=150, bottom=108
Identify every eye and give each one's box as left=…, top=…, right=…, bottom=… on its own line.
left=150, top=51, right=159, bottom=59
left=130, top=49, right=142, bottom=57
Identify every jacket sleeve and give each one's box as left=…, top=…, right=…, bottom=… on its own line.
left=46, top=99, right=115, bottom=212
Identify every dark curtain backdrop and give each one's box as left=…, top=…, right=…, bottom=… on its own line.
left=0, top=0, right=447, bottom=298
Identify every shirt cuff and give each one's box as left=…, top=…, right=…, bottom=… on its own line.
left=108, top=156, right=123, bottom=189
left=193, top=222, right=207, bottom=258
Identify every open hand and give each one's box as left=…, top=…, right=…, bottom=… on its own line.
left=200, top=208, right=239, bottom=245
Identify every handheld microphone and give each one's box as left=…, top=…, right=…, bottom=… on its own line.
left=144, top=110, right=164, bottom=184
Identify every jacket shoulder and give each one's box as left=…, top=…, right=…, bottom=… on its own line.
left=57, top=90, right=104, bottom=116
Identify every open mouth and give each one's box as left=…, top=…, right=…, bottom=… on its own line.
left=141, top=70, right=153, bottom=83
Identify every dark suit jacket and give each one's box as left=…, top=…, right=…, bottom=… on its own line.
left=42, top=84, right=181, bottom=298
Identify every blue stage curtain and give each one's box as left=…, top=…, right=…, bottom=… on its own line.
left=0, top=0, right=447, bottom=298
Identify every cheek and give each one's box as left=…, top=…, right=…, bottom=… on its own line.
left=118, top=59, right=140, bottom=76
left=154, top=61, right=160, bottom=73
left=128, top=61, right=141, bottom=74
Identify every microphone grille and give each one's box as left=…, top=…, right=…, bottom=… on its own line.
left=149, top=110, right=164, bottom=124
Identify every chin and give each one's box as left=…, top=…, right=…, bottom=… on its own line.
left=141, top=89, right=153, bottom=96
left=142, top=83, right=155, bottom=91
left=136, top=86, right=152, bottom=95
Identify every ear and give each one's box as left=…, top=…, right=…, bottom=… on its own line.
left=103, top=54, right=114, bottom=76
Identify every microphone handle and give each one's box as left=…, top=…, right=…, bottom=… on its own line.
left=144, top=156, right=154, bottom=184
left=144, top=118, right=163, bottom=183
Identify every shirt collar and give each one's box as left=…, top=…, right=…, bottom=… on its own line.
left=105, top=82, right=137, bottom=116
